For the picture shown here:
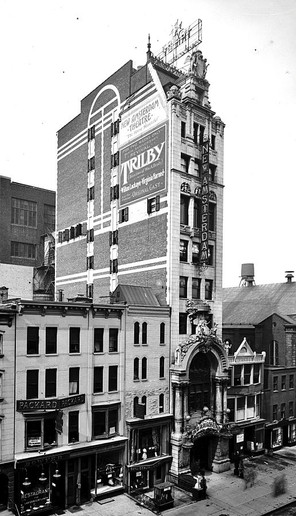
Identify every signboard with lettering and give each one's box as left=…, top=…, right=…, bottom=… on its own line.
left=199, top=139, right=210, bottom=265
left=120, top=92, right=166, bottom=147
left=157, top=19, right=202, bottom=69
left=17, top=394, right=85, bottom=412
left=119, top=125, right=166, bottom=207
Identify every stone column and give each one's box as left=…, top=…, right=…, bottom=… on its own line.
left=174, top=383, right=184, bottom=438
left=222, top=380, right=228, bottom=424
left=215, top=378, right=222, bottom=424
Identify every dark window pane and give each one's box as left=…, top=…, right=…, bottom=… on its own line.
left=94, top=328, right=104, bottom=352
left=46, top=327, right=57, bottom=354
left=109, top=366, right=118, bottom=391
left=109, top=328, right=118, bottom=352
left=94, top=367, right=103, bottom=393
left=142, top=322, right=147, bottom=344
left=27, top=370, right=39, bottom=399
left=27, top=327, right=39, bottom=354
left=69, top=367, right=79, bottom=395
left=69, top=327, right=80, bottom=353
left=45, top=369, right=57, bottom=398
left=68, top=411, right=79, bottom=442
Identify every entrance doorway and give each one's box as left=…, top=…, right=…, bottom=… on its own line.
left=191, top=435, right=218, bottom=472
left=0, top=473, right=8, bottom=509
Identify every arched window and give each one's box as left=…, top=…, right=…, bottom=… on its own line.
left=142, top=395, right=147, bottom=415
left=160, top=323, right=165, bottom=344
left=159, top=356, right=165, bottom=379
left=142, top=357, right=147, bottom=380
left=134, top=322, right=140, bottom=345
left=159, top=393, right=164, bottom=413
left=134, top=358, right=139, bottom=380
left=133, top=396, right=139, bottom=417
left=142, top=322, right=147, bottom=344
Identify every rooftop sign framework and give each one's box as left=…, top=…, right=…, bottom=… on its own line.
left=157, top=19, right=202, bottom=69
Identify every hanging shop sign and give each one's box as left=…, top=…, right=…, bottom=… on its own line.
left=199, top=139, right=210, bottom=265
left=119, top=125, right=166, bottom=206
left=17, top=394, right=85, bottom=412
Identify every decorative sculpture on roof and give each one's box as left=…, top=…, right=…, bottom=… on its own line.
left=174, top=318, right=222, bottom=365
left=189, top=50, right=209, bottom=79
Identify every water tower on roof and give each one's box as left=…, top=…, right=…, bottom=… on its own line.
left=240, top=263, right=255, bottom=287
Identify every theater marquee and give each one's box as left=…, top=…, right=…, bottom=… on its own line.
left=119, top=125, right=166, bottom=207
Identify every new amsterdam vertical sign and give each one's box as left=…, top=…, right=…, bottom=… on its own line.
left=200, top=139, right=210, bottom=265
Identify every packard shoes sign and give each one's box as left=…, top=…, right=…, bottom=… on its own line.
left=17, top=394, right=85, bottom=412
left=120, top=125, right=166, bottom=206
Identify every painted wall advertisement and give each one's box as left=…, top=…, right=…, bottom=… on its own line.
left=120, top=92, right=167, bottom=146
left=119, top=125, right=166, bottom=207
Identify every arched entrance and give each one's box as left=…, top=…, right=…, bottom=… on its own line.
left=0, top=473, right=8, bottom=509
left=191, top=434, right=218, bottom=472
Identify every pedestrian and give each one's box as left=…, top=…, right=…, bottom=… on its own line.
left=238, top=457, right=244, bottom=479
left=233, top=451, right=240, bottom=476
left=200, top=470, right=207, bottom=499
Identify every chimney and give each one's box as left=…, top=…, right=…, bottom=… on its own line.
left=0, top=286, right=8, bottom=303
left=285, top=271, right=294, bottom=283
left=240, top=263, right=255, bottom=287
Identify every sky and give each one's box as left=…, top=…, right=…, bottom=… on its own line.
left=0, top=0, right=296, bottom=287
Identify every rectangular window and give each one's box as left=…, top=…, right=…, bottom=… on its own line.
left=180, top=195, right=189, bottom=225
left=94, top=367, right=103, bottom=393
left=192, top=278, right=201, bottom=299
left=92, top=407, right=118, bottom=438
left=289, top=401, right=294, bottom=417
left=26, top=418, right=56, bottom=450
left=253, top=363, right=260, bottom=383
left=247, top=395, right=255, bottom=419
left=192, top=242, right=200, bottom=264
left=87, top=228, right=94, bottom=243
left=205, top=279, right=213, bottom=300
left=237, top=396, right=245, bottom=421
left=211, top=134, right=216, bottom=150
left=11, top=198, right=37, bottom=227
left=44, top=204, right=55, bottom=229
left=209, top=202, right=216, bottom=231
left=208, top=245, right=214, bottom=266
left=233, top=365, right=242, bottom=386
left=179, top=276, right=188, bottom=298
left=11, top=242, right=36, bottom=259
left=147, top=196, right=160, bottom=214
left=88, top=125, right=95, bottom=140
left=244, top=364, right=252, bottom=385
left=181, top=121, right=186, bottom=138
left=110, top=259, right=118, bottom=274
left=45, top=369, right=57, bottom=398
left=69, top=327, right=80, bottom=353
left=194, top=158, right=201, bottom=177
left=87, top=255, right=94, bottom=269
left=289, top=374, right=294, bottom=389
left=193, top=122, right=198, bottom=144
left=26, top=370, right=39, bottom=399
left=88, top=156, right=95, bottom=172
left=68, top=411, right=79, bottom=442
left=69, top=367, right=79, bottom=395
left=281, top=403, right=286, bottom=419
left=108, top=365, right=118, bottom=392
left=46, top=327, right=57, bottom=354
left=181, top=153, right=190, bottom=173
left=282, top=375, right=286, bottom=390
left=273, top=376, right=278, bottom=391
left=119, top=207, right=129, bottom=223
left=209, top=165, right=216, bottom=182
left=109, top=328, right=118, bottom=353
left=94, top=328, right=104, bottom=353
left=179, top=313, right=187, bottom=335
left=109, top=230, right=118, bottom=246
left=180, top=240, right=188, bottom=262
left=273, top=404, right=278, bottom=421
left=27, top=327, right=39, bottom=355
left=193, top=199, right=201, bottom=228
left=199, top=125, right=205, bottom=145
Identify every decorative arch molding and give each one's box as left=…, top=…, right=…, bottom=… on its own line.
left=87, top=84, right=121, bottom=127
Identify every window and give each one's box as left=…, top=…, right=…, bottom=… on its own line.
left=0, top=333, right=3, bottom=356
left=94, top=328, right=104, bottom=353
left=199, top=125, right=205, bottom=145
left=111, top=151, right=119, bottom=168
left=110, top=258, right=118, bottom=273
left=193, top=122, right=198, bottom=144
left=87, top=283, right=93, bottom=299
left=69, top=367, right=79, bottom=395
left=179, top=313, right=187, bottom=335
left=209, top=202, right=216, bottom=231
left=289, top=401, right=294, bottom=417
left=147, top=196, right=160, bottom=214
left=289, top=374, right=294, bottom=389
left=11, top=242, right=36, bottom=259
left=44, top=204, right=55, bottom=228
left=88, top=125, right=95, bottom=140
left=211, top=134, right=216, bottom=150
left=273, top=376, right=278, bottom=391
left=26, top=417, right=56, bottom=450
left=93, top=367, right=103, bottom=393
left=119, top=207, right=129, bottom=223
left=142, top=357, right=147, bottom=380
left=109, top=230, right=118, bottom=246
left=45, top=369, right=57, bottom=398
left=109, top=366, right=118, bottom=392
left=208, top=245, right=214, bottom=266
left=181, top=153, right=190, bottom=173
left=179, top=276, right=188, bottom=298
left=253, top=363, right=261, bottom=383
left=133, top=396, right=139, bottom=417
left=244, top=364, right=251, bottom=385
left=111, top=120, right=120, bottom=137
left=92, top=406, right=118, bottom=438
left=142, top=396, right=147, bottom=415
left=160, top=323, right=165, bottom=344
left=237, top=397, right=245, bottom=421
left=11, top=198, right=37, bottom=227
left=134, top=358, right=139, bottom=381
left=180, top=195, right=189, bottom=225
left=109, top=328, right=118, bottom=352
left=180, top=240, right=188, bottom=262
left=273, top=404, right=278, bottom=421
left=27, top=327, right=39, bottom=355
left=87, top=255, right=94, bottom=269
left=26, top=370, right=39, bottom=399
left=282, top=376, right=286, bottom=390
left=192, top=242, right=199, bottom=264
left=270, top=340, right=279, bottom=366
left=281, top=403, right=286, bottom=419
left=192, top=278, right=201, bottom=299
left=194, top=158, right=201, bottom=177
left=69, top=327, right=80, bottom=353
left=193, top=198, right=201, bottom=228
left=159, top=393, right=164, bottom=413
left=142, top=322, right=147, bottom=345
left=68, top=411, right=79, bottom=443
left=46, top=327, right=57, bottom=354
left=205, top=279, right=213, bottom=300
left=110, top=184, right=119, bottom=201
left=181, top=121, right=186, bottom=138
left=88, top=156, right=95, bottom=171
left=233, top=365, right=242, bottom=386
left=134, top=322, right=140, bottom=344
left=159, top=357, right=165, bottom=379
left=87, top=228, right=94, bottom=242
left=209, top=165, right=216, bottom=182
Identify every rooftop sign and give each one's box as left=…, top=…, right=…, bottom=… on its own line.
left=157, top=19, right=202, bottom=68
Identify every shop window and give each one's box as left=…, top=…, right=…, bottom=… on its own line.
left=181, top=121, right=186, bottom=138
left=27, top=327, right=39, bottom=355
left=289, top=374, right=294, bottom=389
left=192, top=278, right=201, bottom=299
left=288, top=423, right=296, bottom=442
left=45, top=327, right=57, bottom=354
left=273, top=376, right=278, bottom=391
left=109, top=328, right=118, bottom=352
left=270, top=340, right=279, bottom=366
left=244, top=364, right=252, bottom=385
left=69, top=367, right=79, bottom=395
left=134, top=358, right=139, bottom=381
left=247, top=395, right=255, bottom=419
left=179, top=276, right=188, bottom=298
left=94, top=328, right=104, bottom=353
left=181, top=153, right=190, bottom=173
left=253, top=363, right=261, bottom=384
left=205, top=279, right=213, bottom=300
left=142, top=358, right=147, bottom=380
left=180, top=240, right=188, bottom=262
left=281, top=375, right=286, bottom=390
left=142, top=322, right=147, bottom=345
left=94, top=366, right=103, bottom=393
left=159, top=357, right=165, bottom=379
left=179, top=313, right=187, bottom=335
left=289, top=401, right=294, bottom=417
left=159, top=393, right=164, bottom=413
left=11, top=198, right=37, bottom=227
left=68, top=411, right=79, bottom=443
left=192, top=242, right=199, bottom=264
left=233, top=365, right=242, bottom=386
left=160, top=322, right=165, bottom=345
left=69, top=327, right=80, bottom=353
left=209, top=202, right=216, bottom=231
left=26, top=370, right=39, bottom=399
left=281, top=403, right=286, bottom=419
left=92, top=406, right=118, bottom=438
left=273, top=404, right=278, bottom=420
left=26, top=417, right=56, bottom=450
left=272, top=427, right=282, bottom=448
left=180, top=195, right=189, bottom=225
left=193, top=198, right=201, bottom=228
left=147, top=196, right=160, bottom=214
left=236, top=397, right=245, bottom=421
left=138, top=426, right=160, bottom=459
left=108, top=365, right=118, bottom=392
left=134, top=322, right=140, bottom=345
left=45, top=369, right=57, bottom=398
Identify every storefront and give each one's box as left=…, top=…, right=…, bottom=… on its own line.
left=266, top=417, right=296, bottom=450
